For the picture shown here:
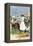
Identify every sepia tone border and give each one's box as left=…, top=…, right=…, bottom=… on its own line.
left=5, top=3, right=32, bottom=43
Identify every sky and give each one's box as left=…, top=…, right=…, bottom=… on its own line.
left=10, top=6, right=30, bottom=16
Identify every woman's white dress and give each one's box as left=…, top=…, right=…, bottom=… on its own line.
left=20, top=17, right=26, bottom=31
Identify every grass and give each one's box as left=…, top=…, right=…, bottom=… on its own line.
left=10, top=27, right=29, bottom=37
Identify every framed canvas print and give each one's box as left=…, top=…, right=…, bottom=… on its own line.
left=5, top=3, right=32, bottom=43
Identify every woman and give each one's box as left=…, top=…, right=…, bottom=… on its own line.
left=20, top=15, right=26, bottom=32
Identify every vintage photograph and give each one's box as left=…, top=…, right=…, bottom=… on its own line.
left=10, top=6, right=30, bottom=40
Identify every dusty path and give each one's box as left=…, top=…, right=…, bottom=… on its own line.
left=10, top=33, right=30, bottom=40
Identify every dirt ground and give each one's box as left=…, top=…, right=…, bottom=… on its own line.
left=10, top=32, right=30, bottom=40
